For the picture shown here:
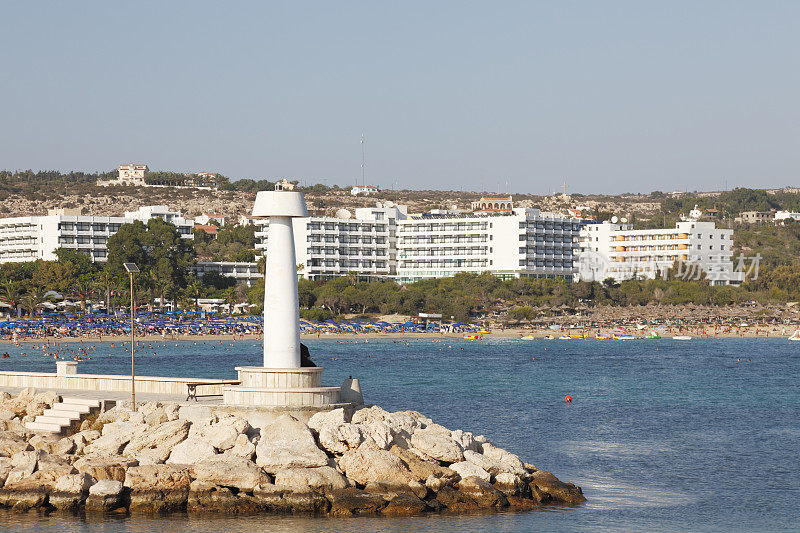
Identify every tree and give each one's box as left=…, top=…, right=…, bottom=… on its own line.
left=1, top=280, right=22, bottom=318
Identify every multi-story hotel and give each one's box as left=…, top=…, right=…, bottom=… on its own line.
left=578, top=220, right=742, bottom=285
left=0, top=206, right=193, bottom=264
left=396, top=208, right=582, bottom=283
left=255, top=203, right=407, bottom=280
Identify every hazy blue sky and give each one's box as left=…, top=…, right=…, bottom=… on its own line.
left=1, top=2, right=798, bottom=194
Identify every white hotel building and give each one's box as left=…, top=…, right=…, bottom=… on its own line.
left=0, top=206, right=193, bottom=264
left=396, top=208, right=582, bottom=283
left=578, top=220, right=742, bottom=285
left=255, top=203, right=407, bottom=280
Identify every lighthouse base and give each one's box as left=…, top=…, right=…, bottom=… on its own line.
left=223, top=366, right=343, bottom=408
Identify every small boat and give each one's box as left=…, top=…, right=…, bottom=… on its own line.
left=569, top=333, right=587, bottom=339
left=544, top=335, right=555, bottom=340
left=463, top=334, right=481, bottom=340
left=595, top=333, right=612, bottom=340
left=672, top=335, right=692, bottom=340
left=614, top=334, right=636, bottom=340
left=477, top=329, right=491, bottom=334
left=519, top=335, right=536, bottom=340
left=645, top=333, right=661, bottom=339
left=558, top=335, right=570, bottom=340
left=788, top=330, right=800, bottom=341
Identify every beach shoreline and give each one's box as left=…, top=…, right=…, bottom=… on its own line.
left=1, top=326, right=793, bottom=344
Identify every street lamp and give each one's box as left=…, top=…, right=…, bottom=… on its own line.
left=123, top=263, right=139, bottom=411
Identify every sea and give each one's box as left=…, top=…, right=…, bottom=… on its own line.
left=0, top=336, right=798, bottom=532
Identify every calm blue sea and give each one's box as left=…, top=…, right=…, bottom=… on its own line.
left=0, top=336, right=798, bottom=532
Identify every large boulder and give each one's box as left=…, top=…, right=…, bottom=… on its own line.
left=123, top=419, right=190, bottom=457
left=381, top=493, right=429, bottom=516
left=85, top=479, right=124, bottom=512
left=307, top=408, right=347, bottom=433
left=222, top=434, right=256, bottom=461
left=480, top=443, right=526, bottom=475
left=327, top=487, right=388, bottom=517
left=124, top=464, right=191, bottom=513
left=274, top=466, right=348, bottom=492
left=360, top=420, right=393, bottom=450
left=457, top=476, right=509, bottom=508
left=74, top=456, right=138, bottom=482
left=191, top=457, right=268, bottom=491
left=529, top=470, right=586, bottom=504
left=0, top=436, right=32, bottom=457
left=449, top=461, right=491, bottom=483
left=84, top=421, right=147, bottom=456
left=410, top=427, right=464, bottom=463
left=338, top=448, right=414, bottom=486
left=255, top=415, right=328, bottom=472
left=0, top=457, right=13, bottom=487
left=317, top=423, right=363, bottom=454
left=166, top=438, right=217, bottom=465
left=49, top=473, right=95, bottom=511
left=388, top=445, right=456, bottom=482
left=189, top=417, right=246, bottom=451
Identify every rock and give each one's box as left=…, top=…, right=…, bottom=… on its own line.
left=24, top=400, right=50, bottom=418
left=327, top=487, right=388, bottom=517
left=53, top=437, right=77, bottom=455
left=0, top=436, right=33, bottom=457
left=123, top=419, right=190, bottom=457
left=338, top=448, right=414, bottom=486
left=449, top=461, right=491, bottom=483
left=457, top=476, right=509, bottom=508
left=360, top=420, right=393, bottom=450
left=162, top=403, right=180, bottom=421
left=0, top=458, right=12, bottom=487
left=177, top=405, right=216, bottom=426
left=408, top=479, right=428, bottom=499
left=191, top=457, right=268, bottom=490
left=222, top=434, right=255, bottom=461
left=84, top=421, right=147, bottom=456
left=351, top=405, right=390, bottom=425
left=74, top=456, right=139, bottom=482
left=144, top=408, right=169, bottom=427
left=388, top=445, right=456, bottom=482
left=494, top=472, right=525, bottom=496
left=50, top=473, right=95, bottom=511
left=86, top=479, right=124, bottom=512
left=274, top=466, right=348, bottom=492
left=135, top=447, right=171, bottom=465
left=480, top=443, right=526, bottom=475
left=10, top=450, right=40, bottom=478
left=307, top=408, right=347, bottom=433
left=451, top=429, right=481, bottom=453
left=189, top=420, right=240, bottom=451
left=124, top=464, right=191, bottom=513
left=0, top=411, right=15, bottom=422
left=187, top=481, right=243, bottom=513
left=410, top=427, right=464, bottom=463
left=255, top=415, right=328, bottom=472
left=166, top=438, right=217, bottom=465
left=425, top=474, right=447, bottom=493
left=252, top=483, right=330, bottom=514
left=463, top=449, right=497, bottom=474
left=28, top=434, right=59, bottom=453
left=72, top=429, right=101, bottom=445
left=381, top=493, right=428, bottom=516
left=529, top=470, right=586, bottom=504
left=317, top=423, right=363, bottom=454
left=79, top=420, right=91, bottom=432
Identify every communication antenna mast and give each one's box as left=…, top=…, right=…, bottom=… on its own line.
left=360, top=134, right=366, bottom=187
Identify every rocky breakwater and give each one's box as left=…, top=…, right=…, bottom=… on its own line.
left=0, top=390, right=585, bottom=516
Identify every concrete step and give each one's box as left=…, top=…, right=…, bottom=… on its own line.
left=49, top=404, right=92, bottom=415
left=60, top=397, right=101, bottom=408
left=41, top=408, right=82, bottom=420
left=34, top=414, right=74, bottom=426
left=25, top=421, right=63, bottom=433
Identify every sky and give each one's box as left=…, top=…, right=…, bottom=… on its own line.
left=1, top=2, right=798, bottom=195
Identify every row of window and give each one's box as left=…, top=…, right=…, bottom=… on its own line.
left=307, top=259, right=388, bottom=269
left=308, top=235, right=388, bottom=244
left=518, top=259, right=574, bottom=268
left=307, top=222, right=389, bottom=233
left=400, top=222, right=490, bottom=232
left=399, top=259, right=490, bottom=268
left=399, top=236, right=489, bottom=245
left=308, top=247, right=388, bottom=256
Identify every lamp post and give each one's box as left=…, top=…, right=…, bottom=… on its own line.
left=123, top=263, right=139, bottom=411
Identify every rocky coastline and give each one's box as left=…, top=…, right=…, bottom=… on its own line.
left=0, top=388, right=584, bottom=517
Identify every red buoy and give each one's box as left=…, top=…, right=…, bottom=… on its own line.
left=565, top=395, right=573, bottom=403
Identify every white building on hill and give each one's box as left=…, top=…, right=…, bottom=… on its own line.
left=255, top=202, right=407, bottom=280
left=98, top=164, right=148, bottom=187
left=578, top=220, right=742, bottom=285
left=0, top=206, right=193, bottom=264
left=396, top=208, right=582, bottom=283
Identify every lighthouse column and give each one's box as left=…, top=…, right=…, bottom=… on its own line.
left=263, top=215, right=300, bottom=368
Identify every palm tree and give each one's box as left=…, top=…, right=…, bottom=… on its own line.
left=21, top=286, right=46, bottom=317
left=223, top=286, right=237, bottom=316
left=1, top=280, right=22, bottom=318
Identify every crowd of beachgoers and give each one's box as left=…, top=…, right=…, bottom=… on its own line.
left=2, top=309, right=799, bottom=345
